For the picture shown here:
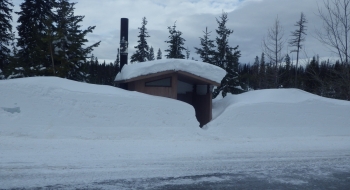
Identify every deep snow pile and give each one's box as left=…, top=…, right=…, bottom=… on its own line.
left=115, top=59, right=226, bottom=84
left=1, top=77, right=350, bottom=143
left=208, top=89, right=350, bottom=139
left=1, top=77, right=350, bottom=188
left=0, top=77, right=201, bottom=140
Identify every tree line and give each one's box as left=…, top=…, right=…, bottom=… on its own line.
left=1, top=0, right=349, bottom=100
left=247, top=0, right=350, bottom=101
left=239, top=54, right=350, bottom=100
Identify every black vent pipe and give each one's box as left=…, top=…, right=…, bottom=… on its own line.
left=120, top=18, right=128, bottom=72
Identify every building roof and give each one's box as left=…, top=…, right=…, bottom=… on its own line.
left=114, top=59, right=226, bottom=85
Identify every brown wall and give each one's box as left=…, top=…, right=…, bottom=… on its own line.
left=126, top=74, right=213, bottom=127
left=177, top=92, right=193, bottom=105
left=193, top=85, right=212, bottom=127
left=129, top=73, right=177, bottom=99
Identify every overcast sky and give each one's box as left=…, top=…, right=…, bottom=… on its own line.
left=11, top=0, right=334, bottom=64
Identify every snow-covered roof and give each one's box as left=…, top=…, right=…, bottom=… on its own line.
left=114, top=59, right=226, bottom=84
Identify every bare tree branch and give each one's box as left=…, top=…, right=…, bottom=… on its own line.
left=262, top=16, right=285, bottom=87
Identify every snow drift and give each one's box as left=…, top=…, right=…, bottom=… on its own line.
left=209, top=89, right=350, bottom=137
left=1, top=76, right=349, bottom=143
left=0, top=77, right=201, bottom=140
left=1, top=77, right=350, bottom=189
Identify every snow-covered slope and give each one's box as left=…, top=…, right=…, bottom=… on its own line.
left=208, top=89, right=350, bottom=140
left=1, top=77, right=350, bottom=188
left=1, top=77, right=349, bottom=142
left=0, top=77, right=200, bottom=140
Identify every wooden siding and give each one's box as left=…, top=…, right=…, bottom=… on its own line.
left=132, top=73, right=177, bottom=99
left=123, top=73, right=214, bottom=127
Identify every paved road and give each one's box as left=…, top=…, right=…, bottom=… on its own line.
left=2, top=151, right=350, bottom=190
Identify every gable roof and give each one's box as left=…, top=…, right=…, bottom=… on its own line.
left=114, top=59, right=226, bottom=85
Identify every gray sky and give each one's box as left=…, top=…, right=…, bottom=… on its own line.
left=11, top=0, right=333, bottom=64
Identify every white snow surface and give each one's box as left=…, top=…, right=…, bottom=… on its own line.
left=1, top=77, right=350, bottom=188
left=114, top=59, right=226, bottom=84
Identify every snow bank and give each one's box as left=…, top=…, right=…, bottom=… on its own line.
left=208, top=89, right=350, bottom=139
left=115, top=59, right=226, bottom=84
left=0, top=77, right=201, bottom=140
left=1, top=77, right=349, bottom=142
left=1, top=77, right=350, bottom=189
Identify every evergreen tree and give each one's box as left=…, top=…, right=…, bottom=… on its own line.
left=212, top=12, right=244, bottom=97
left=7, top=36, right=23, bottom=79
left=259, top=52, right=266, bottom=88
left=194, top=27, right=216, bottom=64
left=285, top=54, right=291, bottom=70
left=281, top=54, right=293, bottom=88
left=304, top=56, right=320, bottom=94
left=250, top=55, right=260, bottom=89
left=213, top=47, right=243, bottom=97
left=0, top=69, right=4, bottom=79
left=213, top=12, right=233, bottom=68
left=164, top=22, right=186, bottom=59
left=42, top=14, right=57, bottom=75
left=87, top=55, right=98, bottom=83
left=157, top=48, right=162, bottom=59
left=15, top=0, right=99, bottom=80
left=0, top=0, right=14, bottom=78
left=16, top=0, right=56, bottom=76
left=186, top=47, right=190, bottom=59
left=114, top=48, right=120, bottom=72
left=131, top=17, right=150, bottom=63
left=54, top=0, right=100, bottom=81
left=148, top=46, right=155, bottom=61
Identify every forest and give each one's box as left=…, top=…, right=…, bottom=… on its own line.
left=1, top=0, right=349, bottom=101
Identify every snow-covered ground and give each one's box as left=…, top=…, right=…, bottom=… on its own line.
left=1, top=77, right=350, bottom=189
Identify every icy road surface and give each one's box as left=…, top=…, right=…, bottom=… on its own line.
left=1, top=150, right=349, bottom=189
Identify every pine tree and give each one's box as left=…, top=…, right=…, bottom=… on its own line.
left=148, top=46, right=155, bottom=61
left=212, top=12, right=244, bottom=97
left=0, top=69, right=4, bottom=79
left=164, top=22, right=186, bottom=59
left=250, top=55, right=260, bottom=89
left=186, top=47, right=190, bottom=59
left=54, top=0, right=100, bottom=81
left=114, top=48, right=120, bottom=72
left=157, top=48, right=162, bottom=59
left=281, top=54, right=293, bottom=88
left=7, top=36, right=24, bottom=79
left=194, top=27, right=216, bottom=64
left=213, top=12, right=233, bottom=68
left=88, top=54, right=97, bottom=83
left=304, top=56, right=320, bottom=94
left=259, top=52, right=266, bottom=89
left=16, top=0, right=55, bottom=76
left=131, top=17, right=150, bottom=63
left=42, top=14, right=56, bottom=75
left=0, top=0, right=14, bottom=78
